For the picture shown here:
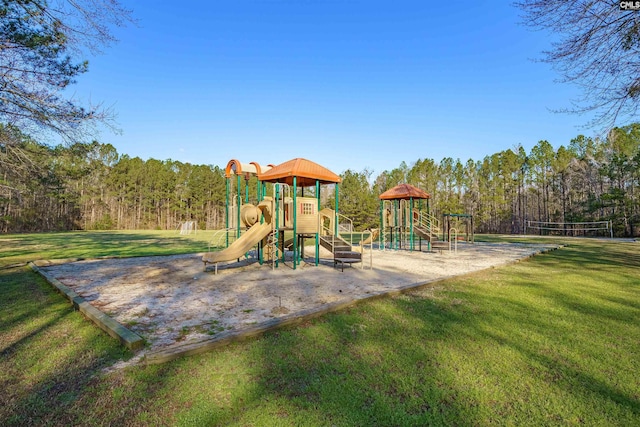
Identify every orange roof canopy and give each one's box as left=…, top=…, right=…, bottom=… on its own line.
left=379, top=183, right=430, bottom=200
left=259, top=158, right=341, bottom=187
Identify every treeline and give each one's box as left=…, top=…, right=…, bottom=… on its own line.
left=338, top=124, right=639, bottom=237
left=0, top=125, right=227, bottom=232
left=1, top=123, right=639, bottom=236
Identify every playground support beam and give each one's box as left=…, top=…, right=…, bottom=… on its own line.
left=410, top=197, right=414, bottom=251
left=245, top=175, right=249, bottom=203
left=225, top=177, right=230, bottom=247
left=293, top=176, right=297, bottom=270
left=334, top=183, right=339, bottom=236
left=258, top=180, right=268, bottom=265
left=394, top=199, right=399, bottom=250
left=275, top=184, right=280, bottom=268
left=315, top=180, right=320, bottom=266
left=236, top=174, right=242, bottom=238
left=379, top=200, right=383, bottom=249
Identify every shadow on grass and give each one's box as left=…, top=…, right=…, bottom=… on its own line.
left=0, top=267, right=138, bottom=426
left=2, top=239, right=639, bottom=425
left=0, top=231, right=210, bottom=267
left=186, top=240, right=639, bottom=425
left=251, top=302, right=471, bottom=425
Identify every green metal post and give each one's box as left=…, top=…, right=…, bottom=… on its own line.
left=400, top=199, right=403, bottom=250
left=379, top=199, right=383, bottom=250
left=316, top=180, right=320, bottom=266
left=257, top=178, right=262, bottom=202
left=236, top=175, right=241, bottom=238
left=225, top=177, right=230, bottom=247
left=443, top=214, right=446, bottom=242
left=281, top=185, right=286, bottom=265
left=394, top=200, right=399, bottom=250
left=258, top=181, right=263, bottom=265
left=293, top=177, right=297, bottom=270
left=427, top=198, right=431, bottom=252
left=275, top=184, right=280, bottom=268
left=410, top=197, right=414, bottom=251
left=334, top=183, right=339, bottom=236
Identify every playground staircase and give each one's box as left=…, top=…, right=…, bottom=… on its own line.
left=413, top=225, right=436, bottom=242
left=412, top=211, right=453, bottom=252
left=319, top=234, right=362, bottom=271
left=319, top=234, right=352, bottom=253
left=429, top=240, right=450, bottom=252
left=413, top=211, right=441, bottom=242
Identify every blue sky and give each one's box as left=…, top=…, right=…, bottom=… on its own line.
left=70, top=1, right=596, bottom=177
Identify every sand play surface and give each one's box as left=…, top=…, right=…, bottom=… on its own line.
left=39, top=242, right=557, bottom=363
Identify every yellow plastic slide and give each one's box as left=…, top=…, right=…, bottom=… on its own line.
left=202, top=221, right=272, bottom=264
left=359, top=228, right=379, bottom=245
left=203, top=200, right=273, bottom=265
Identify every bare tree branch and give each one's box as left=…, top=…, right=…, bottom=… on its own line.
left=0, top=0, right=133, bottom=142
left=517, top=0, right=640, bottom=129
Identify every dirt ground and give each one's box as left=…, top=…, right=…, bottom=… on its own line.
left=40, top=242, right=557, bottom=364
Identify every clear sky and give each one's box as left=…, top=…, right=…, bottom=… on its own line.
left=70, top=0, right=597, bottom=177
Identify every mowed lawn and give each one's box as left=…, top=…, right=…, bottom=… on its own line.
left=1, top=231, right=638, bottom=426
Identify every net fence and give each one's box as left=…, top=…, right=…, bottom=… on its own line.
left=525, top=220, right=612, bottom=237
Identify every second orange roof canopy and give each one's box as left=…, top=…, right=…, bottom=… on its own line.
left=379, top=183, right=430, bottom=200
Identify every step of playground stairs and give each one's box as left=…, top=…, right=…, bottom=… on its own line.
left=430, top=241, right=450, bottom=250
left=333, top=250, right=362, bottom=261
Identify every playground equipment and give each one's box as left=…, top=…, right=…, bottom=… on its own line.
left=379, top=184, right=442, bottom=251
left=431, top=227, right=459, bottom=254
left=202, top=199, right=275, bottom=273
left=359, top=228, right=379, bottom=246
left=441, top=213, right=474, bottom=243
left=378, top=184, right=475, bottom=253
left=203, top=158, right=369, bottom=272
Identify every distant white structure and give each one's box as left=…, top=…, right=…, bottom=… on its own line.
left=178, top=221, right=197, bottom=235
left=526, top=220, right=612, bottom=238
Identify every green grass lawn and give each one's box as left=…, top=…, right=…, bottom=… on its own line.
left=0, top=230, right=219, bottom=268
left=1, top=232, right=639, bottom=426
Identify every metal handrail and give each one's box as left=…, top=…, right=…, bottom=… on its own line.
left=317, top=210, right=362, bottom=259
left=359, top=229, right=373, bottom=269
left=321, top=223, right=337, bottom=256
left=449, top=227, right=458, bottom=253
left=336, top=212, right=354, bottom=247
left=273, top=183, right=291, bottom=229
left=415, top=210, right=440, bottom=240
